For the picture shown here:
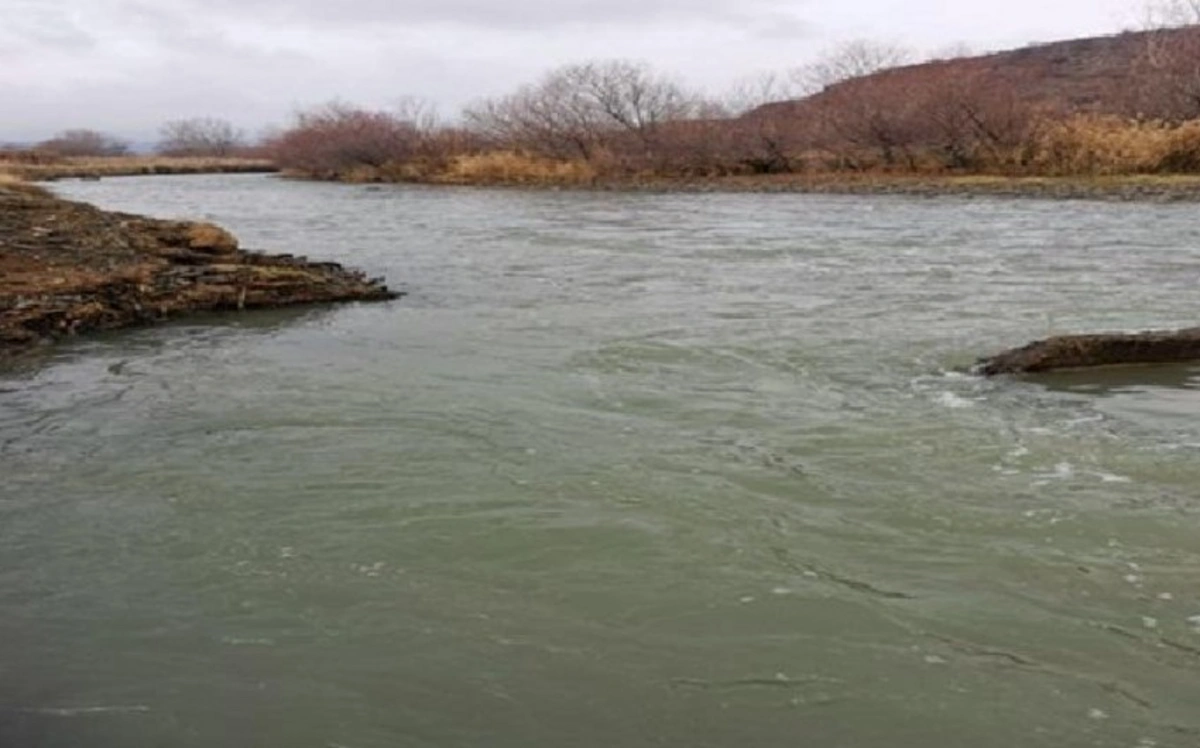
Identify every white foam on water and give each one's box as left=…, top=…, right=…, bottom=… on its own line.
left=938, top=370, right=974, bottom=382
left=935, top=391, right=976, bottom=409
left=15, top=706, right=151, bottom=717
left=1065, top=414, right=1105, bottom=428
left=1033, top=462, right=1076, bottom=485
left=221, top=637, right=277, bottom=647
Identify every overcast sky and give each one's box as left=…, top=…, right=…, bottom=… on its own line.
left=2, top=0, right=1141, bottom=143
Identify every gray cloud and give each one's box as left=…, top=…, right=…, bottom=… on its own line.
left=0, top=0, right=1140, bottom=142
left=0, top=1, right=97, bottom=50
left=194, top=0, right=808, bottom=30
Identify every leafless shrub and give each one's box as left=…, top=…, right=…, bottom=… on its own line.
left=464, top=60, right=705, bottom=173
left=794, top=40, right=915, bottom=93
left=37, top=129, right=130, bottom=157
left=158, top=117, right=246, bottom=157
left=1132, top=3, right=1200, bottom=119
left=267, top=100, right=476, bottom=180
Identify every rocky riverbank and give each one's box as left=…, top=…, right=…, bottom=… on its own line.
left=0, top=180, right=396, bottom=358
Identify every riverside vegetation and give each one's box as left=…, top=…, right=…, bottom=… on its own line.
left=250, top=25, right=1200, bottom=199
left=6, top=23, right=1200, bottom=365
left=1, top=117, right=275, bottom=180
left=0, top=153, right=276, bottom=181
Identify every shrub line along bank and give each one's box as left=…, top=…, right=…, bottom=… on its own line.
left=263, top=27, right=1200, bottom=189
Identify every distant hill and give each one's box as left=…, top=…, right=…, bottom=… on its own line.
left=750, top=26, right=1200, bottom=122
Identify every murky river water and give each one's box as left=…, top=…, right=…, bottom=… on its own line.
left=3, top=174, right=1200, bottom=747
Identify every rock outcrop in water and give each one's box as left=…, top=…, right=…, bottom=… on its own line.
left=977, top=328, right=1200, bottom=375
left=0, top=181, right=398, bottom=356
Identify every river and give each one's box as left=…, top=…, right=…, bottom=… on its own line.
left=2, top=174, right=1199, bottom=747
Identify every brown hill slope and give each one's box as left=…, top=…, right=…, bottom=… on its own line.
left=735, top=26, right=1200, bottom=174
left=753, top=26, right=1200, bottom=123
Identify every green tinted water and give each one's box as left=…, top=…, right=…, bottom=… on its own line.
left=2, top=175, right=1199, bottom=747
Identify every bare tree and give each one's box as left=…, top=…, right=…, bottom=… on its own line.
left=1144, top=0, right=1200, bottom=25
left=463, top=60, right=703, bottom=168
left=268, top=102, right=420, bottom=175
left=1135, top=1, right=1200, bottom=119
left=393, top=96, right=441, bottom=134
left=573, top=61, right=700, bottom=146
left=911, top=68, right=1036, bottom=170
left=38, top=129, right=130, bottom=157
left=811, top=74, right=924, bottom=169
left=794, top=39, right=914, bottom=93
left=464, top=79, right=605, bottom=160
left=157, top=117, right=245, bottom=157
left=722, top=72, right=800, bottom=116
left=716, top=74, right=810, bottom=173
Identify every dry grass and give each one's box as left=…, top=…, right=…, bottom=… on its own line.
left=1030, top=116, right=1200, bottom=175
left=0, top=156, right=276, bottom=181
left=438, top=151, right=597, bottom=185
left=0, top=172, right=52, bottom=198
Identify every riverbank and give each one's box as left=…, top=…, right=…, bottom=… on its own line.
left=0, top=178, right=396, bottom=358
left=292, top=166, right=1200, bottom=202
left=0, top=156, right=278, bottom=181
left=636, top=173, right=1200, bottom=201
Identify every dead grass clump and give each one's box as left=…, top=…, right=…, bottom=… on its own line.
left=442, top=151, right=597, bottom=185
left=0, top=172, right=52, bottom=198
left=1, top=156, right=275, bottom=181
left=1031, top=116, right=1200, bottom=175
left=1158, top=120, right=1200, bottom=172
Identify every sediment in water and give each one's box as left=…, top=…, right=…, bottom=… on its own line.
left=0, top=181, right=397, bottom=357
left=977, top=328, right=1200, bottom=375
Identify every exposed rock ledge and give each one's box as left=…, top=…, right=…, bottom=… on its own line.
left=977, top=328, right=1200, bottom=375
left=1, top=182, right=397, bottom=357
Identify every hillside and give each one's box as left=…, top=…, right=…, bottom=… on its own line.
left=259, top=26, right=1200, bottom=184
left=752, top=26, right=1200, bottom=122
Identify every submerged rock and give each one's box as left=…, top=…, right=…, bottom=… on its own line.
left=977, top=328, right=1200, bottom=375
left=0, top=182, right=398, bottom=356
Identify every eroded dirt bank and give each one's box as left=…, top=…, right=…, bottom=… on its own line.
left=0, top=182, right=397, bottom=357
